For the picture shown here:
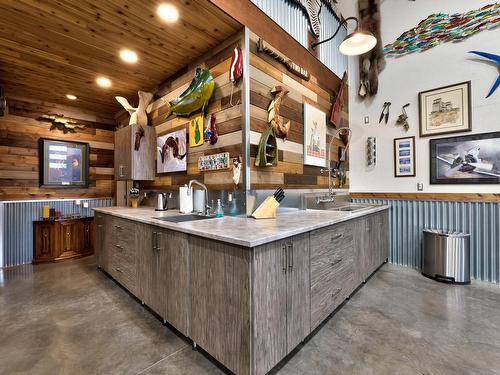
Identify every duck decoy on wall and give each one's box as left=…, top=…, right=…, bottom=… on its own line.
left=40, top=115, right=86, bottom=134
left=115, top=91, right=154, bottom=126
left=161, top=68, right=215, bottom=118
left=468, top=51, right=500, bottom=98
left=396, top=103, right=410, bottom=131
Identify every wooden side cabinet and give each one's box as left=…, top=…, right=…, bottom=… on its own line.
left=33, top=217, right=94, bottom=264
left=114, top=124, right=155, bottom=181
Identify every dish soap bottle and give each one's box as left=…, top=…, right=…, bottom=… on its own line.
left=215, top=199, right=224, bottom=218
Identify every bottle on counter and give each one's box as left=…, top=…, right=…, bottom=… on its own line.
left=215, top=199, right=224, bottom=218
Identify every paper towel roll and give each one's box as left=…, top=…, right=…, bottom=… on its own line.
left=179, top=186, right=193, bottom=213
left=193, top=190, right=205, bottom=214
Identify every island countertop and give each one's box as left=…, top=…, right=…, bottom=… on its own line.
left=93, top=205, right=390, bottom=248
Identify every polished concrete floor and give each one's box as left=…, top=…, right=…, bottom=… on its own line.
left=1, top=257, right=500, bottom=375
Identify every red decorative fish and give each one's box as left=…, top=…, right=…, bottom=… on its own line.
left=229, top=46, right=243, bottom=83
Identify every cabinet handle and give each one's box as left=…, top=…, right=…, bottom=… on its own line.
left=119, top=165, right=125, bottom=177
left=156, top=232, right=161, bottom=251
left=331, top=258, right=343, bottom=267
left=114, top=225, right=122, bottom=230
left=97, top=225, right=103, bottom=228
left=152, top=232, right=157, bottom=251
left=287, top=243, right=293, bottom=271
left=331, top=233, right=343, bottom=242
left=331, top=288, right=342, bottom=298
left=115, top=267, right=123, bottom=273
left=115, top=244, right=123, bottom=250
left=281, top=244, right=287, bottom=274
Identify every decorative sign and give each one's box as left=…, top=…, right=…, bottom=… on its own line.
left=393, top=136, right=416, bottom=178
left=189, top=114, right=204, bottom=147
left=303, top=103, right=326, bottom=167
left=198, top=152, right=230, bottom=171
left=384, top=4, right=500, bottom=56
left=257, top=38, right=310, bottom=81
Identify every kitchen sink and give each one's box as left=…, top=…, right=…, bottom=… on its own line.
left=330, top=204, right=372, bottom=212
left=153, top=214, right=214, bottom=223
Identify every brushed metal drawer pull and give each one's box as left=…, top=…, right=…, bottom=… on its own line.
left=156, top=232, right=161, bottom=251
left=114, top=225, right=122, bottom=230
left=116, top=267, right=123, bottom=273
left=331, top=234, right=343, bottom=241
left=152, top=232, right=157, bottom=251
left=115, top=244, right=123, bottom=250
left=282, top=245, right=287, bottom=274
left=331, top=288, right=342, bottom=298
left=287, top=243, right=293, bottom=271
left=331, top=258, right=343, bottom=267
left=97, top=225, right=103, bottom=228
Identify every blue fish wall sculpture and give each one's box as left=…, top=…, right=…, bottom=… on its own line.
left=469, top=50, right=500, bottom=98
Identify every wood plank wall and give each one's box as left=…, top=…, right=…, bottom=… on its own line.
left=249, top=32, right=349, bottom=190
left=0, top=97, right=115, bottom=200
left=138, top=33, right=244, bottom=192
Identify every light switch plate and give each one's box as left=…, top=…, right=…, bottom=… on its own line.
left=364, top=116, right=370, bottom=124
left=417, top=182, right=424, bottom=191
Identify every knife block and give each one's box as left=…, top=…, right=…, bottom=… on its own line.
left=251, top=196, right=280, bottom=219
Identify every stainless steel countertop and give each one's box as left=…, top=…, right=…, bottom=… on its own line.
left=93, top=205, right=390, bottom=248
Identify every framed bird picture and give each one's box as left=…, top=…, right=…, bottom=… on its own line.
left=156, top=127, right=187, bottom=174
left=188, top=114, right=204, bottom=147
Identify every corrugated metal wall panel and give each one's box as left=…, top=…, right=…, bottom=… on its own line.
left=353, top=198, right=500, bottom=283
left=250, top=0, right=347, bottom=77
left=1, top=198, right=114, bottom=268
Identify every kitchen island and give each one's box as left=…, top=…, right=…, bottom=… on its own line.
left=93, top=205, right=390, bottom=375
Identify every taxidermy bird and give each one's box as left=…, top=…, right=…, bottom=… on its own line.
left=115, top=91, right=154, bottom=126
left=42, top=115, right=86, bottom=134
left=468, top=51, right=500, bottom=98
left=268, top=86, right=291, bottom=140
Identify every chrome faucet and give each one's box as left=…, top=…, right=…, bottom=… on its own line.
left=318, top=127, right=352, bottom=204
left=187, top=179, right=212, bottom=216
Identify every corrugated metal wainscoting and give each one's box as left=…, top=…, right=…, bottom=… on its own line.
left=0, top=198, right=114, bottom=268
left=353, top=198, right=500, bottom=283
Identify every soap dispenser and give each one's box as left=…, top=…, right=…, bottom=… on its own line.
left=215, top=199, right=224, bottom=218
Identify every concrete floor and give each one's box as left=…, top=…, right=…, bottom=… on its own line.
left=1, top=258, right=500, bottom=375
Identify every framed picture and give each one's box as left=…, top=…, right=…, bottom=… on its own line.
left=418, top=81, right=471, bottom=137
left=156, top=127, right=187, bottom=173
left=39, top=138, right=89, bottom=188
left=394, top=136, right=416, bottom=177
left=430, top=132, right=500, bottom=184
left=304, top=103, right=326, bottom=167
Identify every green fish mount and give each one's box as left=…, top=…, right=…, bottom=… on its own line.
left=163, top=68, right=215, bottom=118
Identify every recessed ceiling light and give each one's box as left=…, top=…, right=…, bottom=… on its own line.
left=120, top=49, right=138, bottom=64
left=66, top=94, right=77, bottom=100
left=157, top=3, right=179, bottom=22
left=96, top=77, right=112, bottom=88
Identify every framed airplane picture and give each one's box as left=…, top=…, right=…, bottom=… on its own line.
left=394, top=136, right=416, bottom=177
left=430, top=132, right=500, bottom=184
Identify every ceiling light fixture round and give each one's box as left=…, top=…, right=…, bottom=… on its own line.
left=96, top=77, right=112, bottom=88
left=120, top=49, right=138, bottom=63
left=157, top=3, right=179, bottom=22
left=66, top=94, right=77, bottom=100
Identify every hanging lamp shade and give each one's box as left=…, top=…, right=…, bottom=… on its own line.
left=339, top=30, right=377, bottom=56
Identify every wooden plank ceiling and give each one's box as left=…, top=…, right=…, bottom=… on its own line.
left=0, top=0, right=241, bottom=117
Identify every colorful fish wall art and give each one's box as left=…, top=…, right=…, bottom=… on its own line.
left=189, top=114, right=204, bottom=147
left=384, top=3, right=500, bottom=56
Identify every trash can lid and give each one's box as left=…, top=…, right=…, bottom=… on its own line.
left=423, top=229, right=470, bottom=237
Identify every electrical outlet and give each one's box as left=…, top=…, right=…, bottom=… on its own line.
left=83, top=202, right=89, bottom=208
left=417, top=182, right=424, bottom=191
left=75, top=199, right=81, bottom=205
left=364, top=116, right=370, bottom=124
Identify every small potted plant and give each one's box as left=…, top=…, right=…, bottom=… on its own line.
left=129, top=187, right=140, bottom=208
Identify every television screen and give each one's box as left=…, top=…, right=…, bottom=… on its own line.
left=39, top=138, right=89, bottom=187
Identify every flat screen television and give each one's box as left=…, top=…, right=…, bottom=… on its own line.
left=39, top=138, right=89, bottom=188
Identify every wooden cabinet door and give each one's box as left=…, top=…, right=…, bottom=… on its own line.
left=82, top=219, right=93, bottom=254
left=57, top=220, right=80, bottom=259
left=137, top=225, right=156, bottom=307
left=114, top=125, right=132, bottom=180
left=94, top=214, right=105, bottom=267
left=33, top=222, right=54, bottom=263
left=252, top=240, right=287, bottom=375
left=159, top=228, right=190, bottom=336
left=286, top=234, right=310, bottom=354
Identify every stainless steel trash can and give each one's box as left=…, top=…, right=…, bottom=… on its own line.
left=422, top=229, right=470, bottom=284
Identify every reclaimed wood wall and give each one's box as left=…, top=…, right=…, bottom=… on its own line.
left=138, top=33, right=244, bottom=192
left=0, top=97, right=115, bottom=200
left=249, top=32, right=349, bottom=190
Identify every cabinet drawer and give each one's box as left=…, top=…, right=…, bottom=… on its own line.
left=310, top=223, right=354, bottom=258
left=109, top=217, right=136, bottom=245
left=311, top=252, right=354, bottom=329
left=108, top=250, right=137, bottom=294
